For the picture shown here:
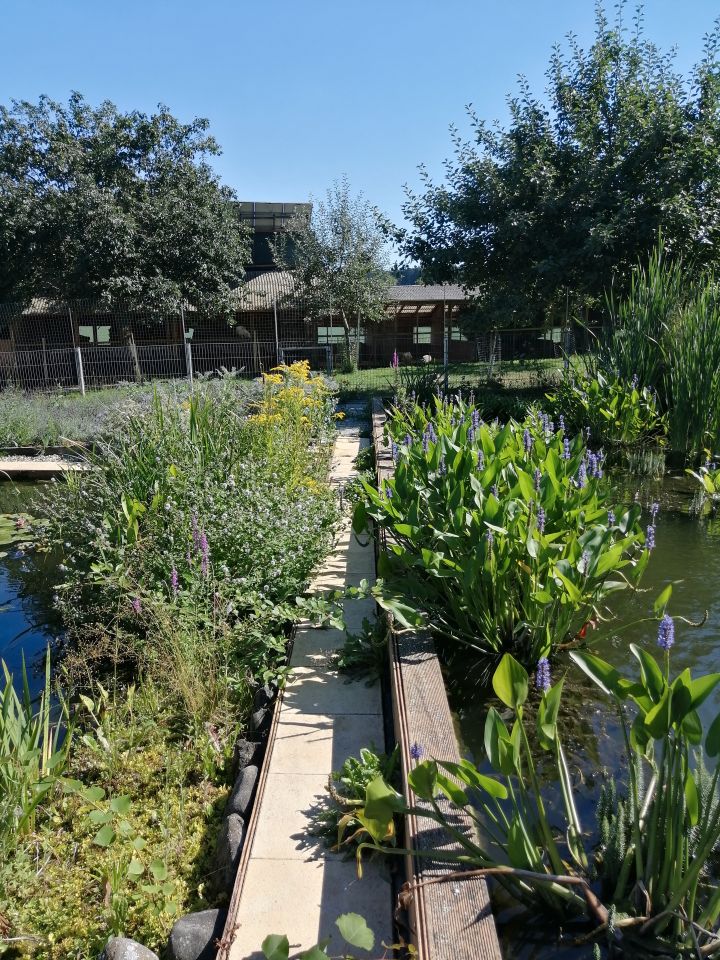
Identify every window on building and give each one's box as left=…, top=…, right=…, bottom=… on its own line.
left=78, top=325, right=95, bottom=343
left=451, top=325, right=468, bottom=342
left=96, top=325, right=111, bottom=343
left=316, top=326, right=364, bottom=345
left=78, top=324, right=113, bottom=344
left=413, top=325, right=432, bottom=345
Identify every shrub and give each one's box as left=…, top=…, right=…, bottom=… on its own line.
left=354, top=396, right=649, bottom=671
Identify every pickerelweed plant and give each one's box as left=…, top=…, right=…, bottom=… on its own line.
left=547, top=370, right=667, bottom=450
left=348, top=611, right=720, bottom=956
left=687, top=457, right=720, bottom=514
left=354, top=396, right=650, bottom=670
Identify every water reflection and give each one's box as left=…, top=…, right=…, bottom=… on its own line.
left=0, top=482, right=63, bottom=697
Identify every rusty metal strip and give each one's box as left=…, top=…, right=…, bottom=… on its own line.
left=371, top=397, right=502, bottom=960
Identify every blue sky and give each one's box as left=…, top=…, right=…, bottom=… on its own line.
left=1, top=1, right=718, bottom=226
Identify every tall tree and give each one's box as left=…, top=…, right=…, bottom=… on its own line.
left=397, top=5, right=720, bottom=328
left=0, top=93, right=250, bottom=311
left=271, top=179, right=391, bottom=360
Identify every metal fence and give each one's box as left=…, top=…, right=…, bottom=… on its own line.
left=0, top=292, right=600, bottom=394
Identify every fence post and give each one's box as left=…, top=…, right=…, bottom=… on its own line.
left=273, top=299, right=280, bottom=366
left=42, top=337, right=49, bottom=387
left=325, top=345, right=333, bottom=376
left=75, top=346, right=86, bottom=395
left=185, top=341, right=194, bottom=386
left=442, top=286, right=449, bottom=394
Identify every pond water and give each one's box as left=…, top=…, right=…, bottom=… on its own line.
left=0, top=482, right=64, bottom=698
left=447, top=473, right=720, bottom=959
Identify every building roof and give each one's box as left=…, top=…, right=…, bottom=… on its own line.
left=235, top=270, right=299, bottom=310
left=386, top=283, right=471, bottom=303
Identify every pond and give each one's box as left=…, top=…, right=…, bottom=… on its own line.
left=0, top=481, right=64, bottom=698
left=447, top=473, right=720, bottom=959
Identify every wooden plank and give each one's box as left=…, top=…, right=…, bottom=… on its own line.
left=371, top=397, right=502, bottom=960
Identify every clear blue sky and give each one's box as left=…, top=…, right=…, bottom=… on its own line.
left=1, top=1, right=718, bottom=227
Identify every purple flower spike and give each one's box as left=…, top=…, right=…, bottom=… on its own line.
left=558, top=415, right=565, bottom=433
left=534, top=468, right=542, bottom=492
left=200, top=529, right=210, bottom=576
left=171, top=567, right=179, bottom=595
left=607, top=509, right=616, bottom=526
left=523, top=428, right=533, bottom=455
left=410, top=742, right=423, bottom=762
left=191, top=511, right=201, bottom=551
left=651, top=501, right=660, bottom=522
left=563, top=438, right=571, bottom=460
left=646, top=524, right=656, bottom=551
left=131, top=597, right=142, bottom=615
left=576, top=461, right=587, bottom=488
left=486, top=529, right=494, bottom=546
left=537, top=506, right=546, bottom=534
left=391, top=350, right=399, bottom=370
left=657, top=614, right=675, bottom=650
left=535, top=658, right=551, bottom=692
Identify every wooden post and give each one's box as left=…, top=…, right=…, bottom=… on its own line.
left=128, top=331, right=142, bottom=382
left=185, top=341, right=194, bottom=386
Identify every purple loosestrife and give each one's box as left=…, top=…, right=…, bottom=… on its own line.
left=171, top=567, right=179, bottom=596
left=131, top=597, right=142, bottom=615
left=391, top=350, right=399, bottom=370
left=657, top=614, right=675, bottom=650
left=535, top=658, right=551, bottom=692
left=200, top=530, right=210, bottom=577
left=191, top=511, right=201, bottom=551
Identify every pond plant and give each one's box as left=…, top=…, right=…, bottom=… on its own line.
left=0, top=362, right=341, bottom=957
left=354, top=396, right=649, bottom=673
left=347, top=608, right=720, bottom=957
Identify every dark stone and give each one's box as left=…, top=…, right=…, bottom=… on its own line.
left=250, top=706, right=270, bottom=735
left=227, top=764, right=259, bottom=818
left=252, top=682, right=273, bottom=711
left=101, top=937, right=159, bottom=960
left=167, top=909, right=228, bottom=960
left=231, top=737, right=260, bottom=775
left=215, top=813, right=245, bottom=889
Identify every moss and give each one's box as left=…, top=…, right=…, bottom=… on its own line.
left=1, top=689, right=232, bottom=959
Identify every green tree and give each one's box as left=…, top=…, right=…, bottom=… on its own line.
left=396, top=5, right=720, bottom=328
left=0, top=93, right=250, bottom=311
left=271, top=179, right=391, bottom=363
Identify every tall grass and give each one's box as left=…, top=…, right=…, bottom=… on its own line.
left=0, top=650, right=70, bottom=855
left=597, top=244, right=720, bottom=460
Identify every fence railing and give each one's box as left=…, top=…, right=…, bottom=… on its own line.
left=0, top=325, right=600, bottom=395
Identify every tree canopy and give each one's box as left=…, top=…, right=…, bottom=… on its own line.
left=0, top=93, right=250, bottom=311
left=271, top=179, right=391, bottom=355
left=397, top=5, right=720, bottom=328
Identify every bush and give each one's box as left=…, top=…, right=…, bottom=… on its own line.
left=354, top=396, right=649, bottom=672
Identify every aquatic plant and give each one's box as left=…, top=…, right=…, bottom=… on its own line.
left=349, top=608, right=720, bottom=955
left=355, top=396, right=648, bottom=669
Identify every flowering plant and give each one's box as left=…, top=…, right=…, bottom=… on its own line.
left=355, top=396, right=649, bottom=669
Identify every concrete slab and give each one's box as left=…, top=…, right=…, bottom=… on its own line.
left=223, top=424, right=392, bottom=960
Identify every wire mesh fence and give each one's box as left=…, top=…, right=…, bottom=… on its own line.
left=0, top=293, right=600, bottom=395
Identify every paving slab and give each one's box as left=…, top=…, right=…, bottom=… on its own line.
left=224, top=428, right=392, bottom=960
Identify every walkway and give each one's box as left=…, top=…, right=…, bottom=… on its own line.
left=224, top=421, right=393, bottom=960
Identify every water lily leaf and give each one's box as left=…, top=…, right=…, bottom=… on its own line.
left=336, top=913, right=375, bottom=951
left=262, top=934, right=290, bottom=960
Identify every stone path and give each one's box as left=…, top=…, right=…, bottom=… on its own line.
left=225, top=422, right=393, bottom=960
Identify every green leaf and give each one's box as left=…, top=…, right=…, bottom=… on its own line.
left=570, top=651, right=624, bottom=697
left=653, top=583, right=673, bottom=614
left=685, top=771, right=699, bottom=826
left=81, top=786, right=106, bottom=803
left=644, top=687, right=673, bottom=739
left=127, top=859, right=145, bottom=878
left=149, top=860, right=169, bottom=881
left=536, top=678, right=564, bottom=749
left=93, top=825, right=115, bottom=847
left=87, top=808, right=114, bottom=825
left=492, top=653, right=528, bottom=710
left=629, top=644, right=665, bottom=704
left=407, top=760, right=438, bottom=802
left=299, top=947, right=329, bottom=960
left=262, top=934, right=290, bottom=960
left=336, top=913, right=375, bottom=951
left=110, top=794, right=132, bottom=815
left=706, top=711, right=720, bottom=757
left=437, top=760, right=508, bottom=799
